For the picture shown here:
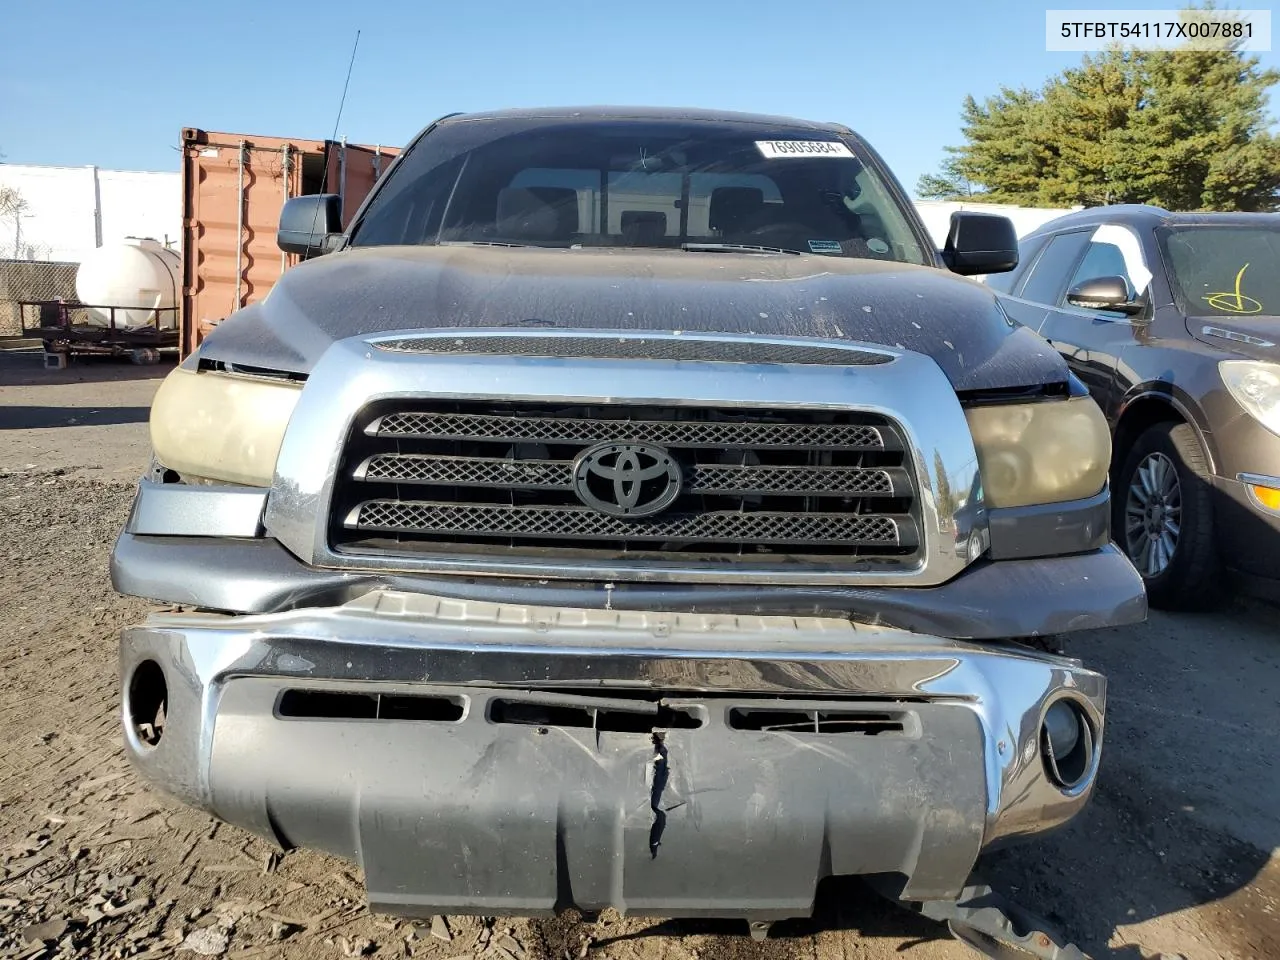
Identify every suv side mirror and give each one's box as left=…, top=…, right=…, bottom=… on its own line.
left=1066, top=275, right=1144, bottom=316
left=277, top=194, right=343, bottom=257
left=942, top=212, right=1018, bottom=276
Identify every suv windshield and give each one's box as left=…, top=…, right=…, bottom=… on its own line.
left=350, top=119, right=929, bottom=264
left=1159, top=225, right=1280, bottom=319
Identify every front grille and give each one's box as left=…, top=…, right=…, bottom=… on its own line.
left=330, top=401, right=921, bottom=567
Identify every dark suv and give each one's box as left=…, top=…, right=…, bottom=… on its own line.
left=987, top=204, right=1280, bottom=608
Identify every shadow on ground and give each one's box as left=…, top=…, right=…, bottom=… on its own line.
left=0, top=349, right=174, bottom=388
left=545, top=882, right=954, bottom=959
left=0, top=405, right=151, bottom=428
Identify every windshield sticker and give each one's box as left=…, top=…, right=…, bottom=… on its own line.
left=807, top=239, right=843, bottom=254
left=867, top=238, right=890, bottom=254
left=755, top=140, right=854, bottom=159
left=1090, top=224, right=1153, bottom=294
left=1202, top=263, right=1263, bottom=315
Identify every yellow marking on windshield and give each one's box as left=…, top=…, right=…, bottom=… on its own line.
left=1202, top=263, right=1263, bottom=314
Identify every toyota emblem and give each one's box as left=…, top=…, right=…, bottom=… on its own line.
left=572, top=442, right=682, bottom=518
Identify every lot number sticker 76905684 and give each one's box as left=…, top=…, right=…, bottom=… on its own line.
left=755, top=140, right=854, bottom=159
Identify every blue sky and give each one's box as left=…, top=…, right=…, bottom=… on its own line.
left=2, top=0, right=1277, bottom=196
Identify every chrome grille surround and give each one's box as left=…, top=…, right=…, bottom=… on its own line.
left=264, top=329, right=989, bottom=586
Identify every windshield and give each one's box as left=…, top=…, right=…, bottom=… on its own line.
left=350, top=119, right=929, bottom=264
left=1159, top=225, right=1280, bottom=319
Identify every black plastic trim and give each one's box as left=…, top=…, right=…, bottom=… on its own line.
left=986, top=488, right=1111, bottom=561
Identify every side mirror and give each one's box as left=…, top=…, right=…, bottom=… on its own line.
left=277, top=194, right=343, bottom=257
left=1066, top=275, right=1144, bottom=316
left=942, top=212, right=1018, bottom=276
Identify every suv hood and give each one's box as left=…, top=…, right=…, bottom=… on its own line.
left=197, top=245, right=1067, bottom=393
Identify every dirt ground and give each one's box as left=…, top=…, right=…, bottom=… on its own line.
left=1, top=350, right=1277, bottom=960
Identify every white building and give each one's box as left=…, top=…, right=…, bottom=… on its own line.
left=913, top=199, right=1080, bottom=246
left=0, top=164, right=179, bottom=263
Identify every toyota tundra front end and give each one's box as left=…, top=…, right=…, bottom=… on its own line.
left=111, top=107, right=1145, bottom=955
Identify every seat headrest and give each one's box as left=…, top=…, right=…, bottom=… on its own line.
left=709, top=187, right=765, bottom=233
left=496, top=186, right=580, bottom=240
left=620, top=211, right=668, bottom=244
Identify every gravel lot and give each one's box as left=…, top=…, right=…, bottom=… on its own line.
left=1, top=351, right=1277, bottom=960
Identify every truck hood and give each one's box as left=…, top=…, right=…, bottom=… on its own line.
left=198, top=245, right=1068, bottom=393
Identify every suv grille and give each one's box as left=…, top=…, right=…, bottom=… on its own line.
left=330, top=401, right=920, bottom=567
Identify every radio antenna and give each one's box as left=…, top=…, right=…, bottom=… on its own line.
left=301, top=29, right=362, bottom=246
left=331, top=29, right=361, bottom=141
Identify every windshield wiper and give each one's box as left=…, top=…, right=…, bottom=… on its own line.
left=680, top=242, right=805, bottom=256
left=440, top=240, right=531, bottom=248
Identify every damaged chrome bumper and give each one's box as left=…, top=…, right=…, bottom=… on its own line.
left=120, top=591, right=1105, bottom=919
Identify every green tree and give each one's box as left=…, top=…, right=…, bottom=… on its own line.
left=915, top=156, right=976, bottom=200
left=923, top=88, right=1053, bottom=204
left=1137, top=47, right=1280, bottom=210
left=920, top=13, right=1280, bottom=210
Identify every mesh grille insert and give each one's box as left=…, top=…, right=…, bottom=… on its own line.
left=359, top=454, right=899, bottom=497
left=371, top=411, right=889, bottom=450
left=330, top=400, right=922, bottom=567
left=351, top=500, right=907, bottom=547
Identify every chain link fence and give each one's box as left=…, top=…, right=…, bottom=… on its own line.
left=0, top=240, right=56, bottom=261
left=0, top=259, right=79, bottom=338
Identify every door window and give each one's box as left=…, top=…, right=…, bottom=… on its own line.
left=1017, top=231, right=1090, bottom=305
left=1066, top=239, right=1135, bottom=300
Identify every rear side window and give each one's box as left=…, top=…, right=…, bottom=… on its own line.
left=985, top=236, right=1046, bottom=294
left=983, top=265, right=1018, bottom=294
left=1017, top=231, right=1091, bottom=305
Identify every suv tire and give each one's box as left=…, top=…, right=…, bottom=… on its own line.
left=1115, top=421, right=1221, bottom=610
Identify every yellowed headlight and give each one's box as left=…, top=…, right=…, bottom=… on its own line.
left=150, top=367, right=302, bottom=487
left=965, top=396, right=1111, bottom=508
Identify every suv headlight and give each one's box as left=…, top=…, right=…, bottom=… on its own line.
left=150, top=367, right=302, bottom=486
left=1220, top=360, right=1280, bottom=436
left=965, top=396, right=1111, bottom=508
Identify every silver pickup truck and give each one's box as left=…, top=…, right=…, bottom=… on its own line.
left=112, top=107, right=1145, bottom=956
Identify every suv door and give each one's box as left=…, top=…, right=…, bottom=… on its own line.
left=1038, top=225, right=1153, bottom=420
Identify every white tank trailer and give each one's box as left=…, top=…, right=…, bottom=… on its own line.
left=74, top=238, right=181, bottom=329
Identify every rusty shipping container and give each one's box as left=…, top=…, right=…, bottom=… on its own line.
left=180, top=128, right=399, bottom=357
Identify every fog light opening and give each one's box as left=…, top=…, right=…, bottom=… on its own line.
left=128, top=660, right=168, bottom=748
left=1041, top=699, right=1094, bottom=791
